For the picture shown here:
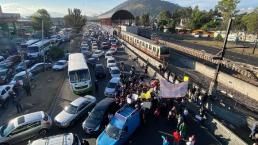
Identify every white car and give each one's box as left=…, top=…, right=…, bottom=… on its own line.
left=0, top=85, right=14, bottom=103
left=104, top=77, right=120, bottom=97
left=110, top=47, right=117, bottom=54
left=109, top=66, right=120, bottom=78
left=106, top=57, right=116, bottom=68
left=91, top=42, right=98, bottom=50
left=105, top=51, right=113, bottom=59
left=52, top=60, right=67, bottom=70
left=92, top=50, right=104, bottom=58
left=54, top=96, right=96, bottom=128
left=10, top=71, right=33, bottom=85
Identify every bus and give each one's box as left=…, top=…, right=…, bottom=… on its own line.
left=68, top=53, right=92, bottom=94
left=27, top=39, right=52, bottom=58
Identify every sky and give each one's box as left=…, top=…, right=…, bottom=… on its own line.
left=0, top=0, right=258, bottom=17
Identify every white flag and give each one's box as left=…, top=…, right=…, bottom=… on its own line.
left=160, top=80, right=188, bottom=98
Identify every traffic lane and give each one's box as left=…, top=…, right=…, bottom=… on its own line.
left=160, top=34, right=258, bottom=66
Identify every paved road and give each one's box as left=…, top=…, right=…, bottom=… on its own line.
left=158, top=33, right=258, bottom=67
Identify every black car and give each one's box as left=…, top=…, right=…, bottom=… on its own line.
left=15, top=60, right=34, bottom=73
left=82, top=98, right=118, bottom=134
left=95, top=64, right=106, bottom=79
left=87, top=57, right=98, bottom=66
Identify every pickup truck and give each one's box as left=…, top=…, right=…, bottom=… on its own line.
left=97, top=105, right=140, bottom=145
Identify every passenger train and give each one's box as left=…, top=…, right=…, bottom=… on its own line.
left=120, top=31, right=170, bottom=61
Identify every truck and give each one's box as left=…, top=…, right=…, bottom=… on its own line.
left=96, top=105, right=141, bottom=145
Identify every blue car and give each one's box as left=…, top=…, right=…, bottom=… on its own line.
left=97, top=106, right=140, bottom=145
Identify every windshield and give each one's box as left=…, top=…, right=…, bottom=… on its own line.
left=55, top=62, right=65, bottom=65
left=105, top=124, right=122, bottom=140
left=90, top=109, right=104, bottom=120
left=111, top=69, right=120, bottom=74
left=0, top=122, right=15, bottom=137
left=0, top=64, right=7, bottom=69
left=14, top=75, right=24, bottom=81
left=69, top=69, right=90, bottom=83
left=107, top=82, right=116, bottom=88
left=64, top=104, right=78, bottom=114
left=28, top=46, right=39, bottom=53
left=0, top=71, right=6, bottom=76
left=108, top=60, right=115, bottom=63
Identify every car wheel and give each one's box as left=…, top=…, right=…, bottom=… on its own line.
left=39, top=129, right=47, bottom=136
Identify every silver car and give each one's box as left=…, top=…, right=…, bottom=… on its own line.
left=0, top=111, right=52, bottom=144
left=28, top=133, right=81, bottom=145
left=54, top=95, right=96, bottom=128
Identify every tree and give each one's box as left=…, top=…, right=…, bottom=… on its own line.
left=47, top=46, right=64, bottom=61
left=140, top=14, right=150, bottom=26
left=31, top=9, right=52, bottom=36
left=135, top=16, right=140, bottom=26
left=158, top=10, right=171, bottom=22
left=233, top=13, right=247, bottom=31
left=64, top=8, right=86, bottom=33
left=216, top=0, right=240, bottom=29
left=242, top=11, right=258, bottom=33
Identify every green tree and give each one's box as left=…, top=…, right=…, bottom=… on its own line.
left=135, top=16, right=140, bottom=26
left=158, top=10, right=171, bottom=22
left=216, top=0, right=240, bottom=29
left=31, top=9, right=53, bottom=36
left=47, top=46, right=64, bottom=61
left=140, top=14, right=150, bottom=26
left=242, top=11, right=258, bottom=33
left=64, top=8, right=86, bottom=33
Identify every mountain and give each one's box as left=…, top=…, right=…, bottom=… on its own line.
left=100, top=0, right=181, bottom=19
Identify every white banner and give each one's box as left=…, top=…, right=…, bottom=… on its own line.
left=160, top=80, right=188, bottom=98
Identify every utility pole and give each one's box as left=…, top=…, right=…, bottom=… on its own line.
left=253, top=37, right=257, bottom=54
left=208, top=18, right=233, bottom=96
left=42, top=19, right=46, bottom=71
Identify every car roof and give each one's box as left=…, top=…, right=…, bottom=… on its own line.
left=95, top=98, right=115, bottom=110
left=109, top=77, right=120, bottom=83
left=57, top=60, right=67, bottom=63
left=107, top=57, right=115, bottom=61
left=0, top=85, right=12, bottom=90
left=110, top=66, right=119, bottom=71
left=29, top=133, right=75, bottom=145
left=15, top=71, right=26, bottom=76
left=71, top=97, right=89, bottom=106
left=13, top=111, right=44, bottom=127
left=96, top=63, right=104, bottom=67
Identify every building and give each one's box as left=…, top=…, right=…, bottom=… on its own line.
left=98, top=10, right=134, bottom=26
left=0, top=5, right=20, bottom=23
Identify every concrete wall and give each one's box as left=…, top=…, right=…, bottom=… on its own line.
left=195, top=62, right=258, bottom=102
left=121, top=38, right=248, bottom=145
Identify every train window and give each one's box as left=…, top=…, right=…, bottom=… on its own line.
left=137, top=40, right=139, bottom=43
left=142, top=42, right=145, bottom=47
left=157, top=48, right=160, bottom=54
left=146, top=44, right=148, bottom=48
left=149, top=45, right=152, bottom=50
left=153, top=47, right=156, bottom=52
left=160, top=47, right=170, bottom=54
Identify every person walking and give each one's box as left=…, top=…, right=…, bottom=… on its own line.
left=161, top=135, right=169, bottom=145
left=11, top=92, right=23, bottom=113
left=179, top=121, right=188, bottom=140
left=23, top=79, right=31, bottom=96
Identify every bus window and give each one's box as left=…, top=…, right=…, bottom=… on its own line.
left=149, top=45, right=152, bottom=50
left=142, top=42, right=145, bottom=47
left=146, top=44, right=148, bottom=48
left=153, top=47, right=156, bottom=52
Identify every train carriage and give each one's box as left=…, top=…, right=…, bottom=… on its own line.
left=120, top=31, right=169, bottom=61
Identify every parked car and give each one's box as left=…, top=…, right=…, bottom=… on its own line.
left=29, top=62, right=52, bottom=75
left=0, top=69, right=10, bottom=85
left=110, top=47, right=117, bottom=54
left=109, top=66, right=120, bottom=78
left=95, top=64, right=106, bottom=79
left=91, top=42, right=98, bottom=50
left=52, top=60, right=67, bottom=71
left=83, top=50, right=92, bottom=58
left=81, top=46, right=90, bottom=54
left=15, top=60, right=34, bottom=73
left=97, top=106, right=141, bottom=145
left=10, top=71, right=33, bottom=85
left=28, top=133, right=81, bottom=145
left=82, top=98, right=117, bottom=134
left=87, top=57, right=99, bottom=66
left=92, top=50, right=104, bottom=58
left=0, top=111, right=52, bottom=144
left=0, top=85, right=14, bottom=105
left=54, top=96, right=96, bottom=128
left=4, top=55, right=21, bottom=67
left=104, top=77, right=120, bottom=97
left=106, top=57, right=116, bottom=68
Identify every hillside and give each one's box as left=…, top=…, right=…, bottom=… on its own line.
left=100, top=0, right=181, bottom=19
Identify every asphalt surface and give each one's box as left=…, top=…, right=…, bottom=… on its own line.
left=13, top=28, right=220, bottom=145
left=158, top=33, right=258, bottom=67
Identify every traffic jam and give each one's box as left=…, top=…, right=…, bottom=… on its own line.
left=0, top=23, right=209, bottom=145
